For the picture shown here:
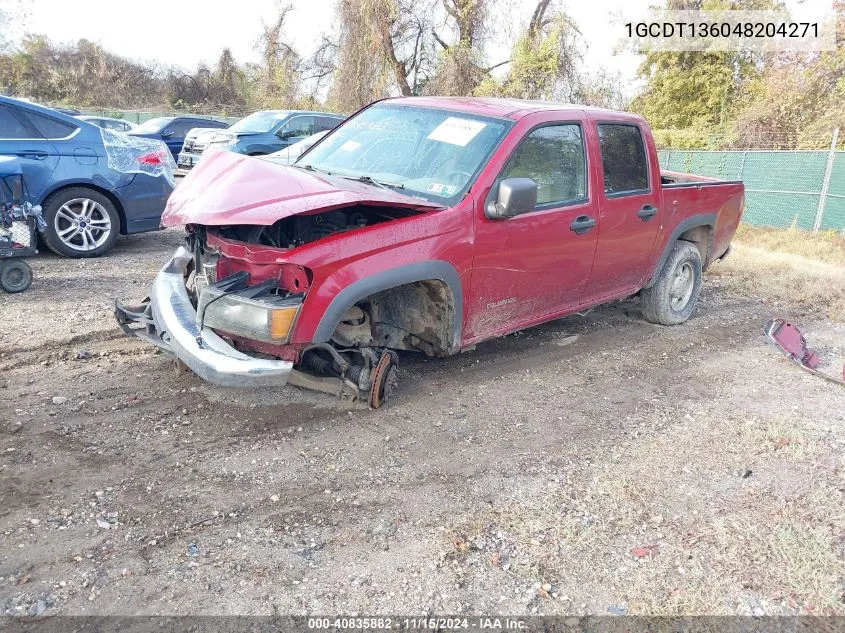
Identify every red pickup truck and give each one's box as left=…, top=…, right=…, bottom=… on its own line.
left=116, top=97, right=744, bottom=407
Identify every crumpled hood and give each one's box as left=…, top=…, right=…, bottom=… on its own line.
left=161, top=148, right=441, bottom=227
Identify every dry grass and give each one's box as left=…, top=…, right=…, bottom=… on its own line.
left=710, top=225, right=845, bottom=320
left=451, top=412, right=845, bottom=614
left=445, top=224, right=845, bottom=615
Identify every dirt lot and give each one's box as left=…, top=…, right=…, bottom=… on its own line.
left=1, top=228, right=844, bottom=616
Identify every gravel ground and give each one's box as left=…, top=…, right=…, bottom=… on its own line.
left=1, top=228, right=844, bottom=616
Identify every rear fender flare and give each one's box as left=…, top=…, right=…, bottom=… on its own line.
left=645, top=213, right=716, bottom=289
left=311, top=260, right=463, bottom=350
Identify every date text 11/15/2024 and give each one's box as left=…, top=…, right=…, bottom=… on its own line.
left=307, top=617, right=527, bottom=630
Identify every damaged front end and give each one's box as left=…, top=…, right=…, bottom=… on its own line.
left=116, top=149, right=454, bottom=406
left=115, top=226, right=406, bottom=408
left=115, top=245, right=295, bottom=388
left=116, top=225, right=401, bottom=407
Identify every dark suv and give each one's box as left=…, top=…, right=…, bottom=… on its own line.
left=176, top=110, right=344, bottom=170
left=129, top=116, right=229, bottom=160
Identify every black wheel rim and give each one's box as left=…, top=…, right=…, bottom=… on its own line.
left=2, top=262, right=31, bottom=292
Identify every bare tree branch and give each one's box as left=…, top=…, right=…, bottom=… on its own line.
left=432, top=29, right=450, bottom=50
left=528, top=0, right=552, bottom=39
left=486, top=59, right=510, bottom=72
left=380, top=17, right=413, bottom=95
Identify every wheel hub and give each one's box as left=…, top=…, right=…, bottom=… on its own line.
left=670, top=262, right=695, bottom=310
left=368, top=352, right=398, bottom=408
left=54, top=198, right=111, bottom=252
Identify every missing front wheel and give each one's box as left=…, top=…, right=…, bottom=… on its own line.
left=298, top=345, right=399, bottom=408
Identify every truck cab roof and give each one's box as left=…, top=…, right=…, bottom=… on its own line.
left=380, top=96, right=645, bottom=123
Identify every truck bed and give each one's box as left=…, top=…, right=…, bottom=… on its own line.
left=661, top=169, right=742, bottom=188
left=658, top=170, right=744, bottom=268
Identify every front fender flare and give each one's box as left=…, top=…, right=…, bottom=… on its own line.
left=311, top=260, right=463, bottom=350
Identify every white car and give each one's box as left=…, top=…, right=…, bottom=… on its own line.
left=176, top=127, right=234, bottom=172
left=76, top=115, right=136, bottom=132
left=266, top=130, right=329, bottom=165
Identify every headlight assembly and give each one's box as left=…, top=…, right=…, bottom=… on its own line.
left=197, top=275, right=302, bottom=344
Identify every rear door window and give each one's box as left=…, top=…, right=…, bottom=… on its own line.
left=22, top=111, right=78, bottom=139
left=597, top=124, right=649, bottom=195
left=317, top=116, right=342, bottom=132
left=284, top=116, right=315, bottom=137
left=0, top=105, right=41, bottom=139
left=166, top=119, right=199, bottom=137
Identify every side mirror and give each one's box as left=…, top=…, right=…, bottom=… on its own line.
left=161, top=129, right=175, bottom=139
left=277, top=129, right=296, bottom=140
left=485, top=178, right=537, bottom=219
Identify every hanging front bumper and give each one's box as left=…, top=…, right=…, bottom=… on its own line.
left=114, top=246, right=293, bottom=388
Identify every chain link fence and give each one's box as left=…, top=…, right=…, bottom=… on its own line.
left=76, top=107, right=245, bottom=125
left=657, top=129, right=844, bottom=232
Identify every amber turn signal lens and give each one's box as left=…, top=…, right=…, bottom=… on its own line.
left=269, top=307, right=298, bottom=339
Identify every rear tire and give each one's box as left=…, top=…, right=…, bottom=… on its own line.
left=0, top=259, right=33, bottom=293
left=41, top=187, right=120, bottom=258
left=641, top=241, right=702, bottom=325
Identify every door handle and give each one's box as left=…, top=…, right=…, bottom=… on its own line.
left=570, top=215, right=597, bottom=235
left=637, top=205, right=658, bottom=221
left=16, top=151, right=48, bottom=160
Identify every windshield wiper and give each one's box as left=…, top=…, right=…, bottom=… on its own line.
left=296, top=164, right=332, bottom=176
left=344, top=174, right=404, bottom=190
left=296, top=166, right=403, bottom=190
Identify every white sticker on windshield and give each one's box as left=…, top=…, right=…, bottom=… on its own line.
left=427, top=117, right=487, bottom=147
left=340, top=140, right=361, bottom=152
left=427, top=182, right=458, bottom=196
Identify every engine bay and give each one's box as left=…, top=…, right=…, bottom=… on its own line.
left=214, top=204, right=422, bottom=248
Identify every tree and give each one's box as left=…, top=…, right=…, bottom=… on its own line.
left=254, top=3, right=304, bottom=108
left=211, top=48, right=248, bottom=106
left=426, top=0, right=489, bottom=95
left=730, top=1, right=845, bottom=148
left=499, top=1, right=581, bottom=100
left=0, top=35, right=166, bottom=107
left=327, top=0, right=435, bottom=112
left=327, top=0, right=391, bottom=112
left=303, top=36, right=338, bottom=103
left=630, top=0, right=781, bottom=133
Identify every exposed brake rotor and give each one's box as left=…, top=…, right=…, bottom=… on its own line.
left=368, top=351, right=398, bottom=408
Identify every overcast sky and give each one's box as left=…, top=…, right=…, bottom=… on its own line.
left=18, top=0, right=647, bottom=81
left=13, top=0, right=836, bottom=98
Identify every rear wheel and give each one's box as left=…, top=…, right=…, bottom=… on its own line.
left=641, top=241, right=702, bottom=325
left=0, top=259, right=33, bottom=293
left=41, top=188, right=120, bottom=258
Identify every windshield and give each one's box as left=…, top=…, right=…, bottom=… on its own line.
left=132, top=117, right=171, bottom=134
left=297, top=104, right=512, bottom=202
left=230, top=111, right=289, bottom=134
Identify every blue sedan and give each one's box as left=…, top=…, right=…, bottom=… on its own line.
left=0, top=96, right=175, bottom=257
left=129, top=116, right=229, bottom=160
